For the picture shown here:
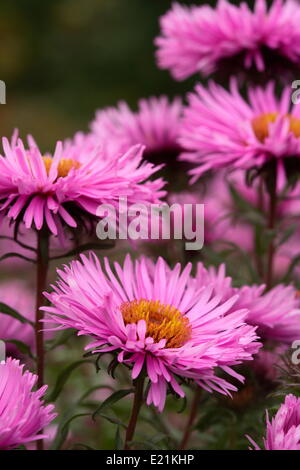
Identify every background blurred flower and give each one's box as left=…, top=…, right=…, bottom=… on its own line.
left=155, top=0, right=300, bottom=81
left=90, top=96, right=183, bottom=165
left=0, top=280, right=34, bottom=355
left=0, top=357, right=56, bottom=449
left=179, top=80, right=300, bottom=181
left=196, top=262, right=300, bottom=344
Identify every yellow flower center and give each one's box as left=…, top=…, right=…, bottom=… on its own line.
left=252, top=112, right=300, bottom=142
left=120, top=299, right=191, bottom=348
left=42, top=157, right=81, bottom=178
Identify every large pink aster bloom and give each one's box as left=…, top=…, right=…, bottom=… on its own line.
left=0, top=281, right=34, bottom=353
left=43, top=253, right=260, bottom=411
left=155, top=0, right=300, bottom=80
left=179, top=80, right=300, bottom=181
left=196, top=263, right=300, bottom=344
left=0, top=134, right=165, bottom=236
left=0, top=357, right=56, bottom=449
left=90, top=96, right=183, bottom=163
left=248, top=394, right=300, bottom=450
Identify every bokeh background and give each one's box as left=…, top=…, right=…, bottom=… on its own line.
left=0, top=0, right=204, bottom=150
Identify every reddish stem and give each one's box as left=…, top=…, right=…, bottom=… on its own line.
left=179, top=388, right=201, bottom=450
left=124, top=375, right=145, bottom=450
left=35, top=228, right=49, bottom=450
left=265, top=179, right=277, bottom=290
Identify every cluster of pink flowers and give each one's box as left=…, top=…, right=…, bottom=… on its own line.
left=156, top=0, right=300, bottom=80
left=0, top=134, right=165, bottom=236
left=179, top=80, right=300, bottom=181
left=2, top=0, right=300, bottom=452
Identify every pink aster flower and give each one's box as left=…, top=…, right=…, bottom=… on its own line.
left=0, top=133, right=165, bottom=236
left=0, top=357, right=56, bottom=449
left=196, top=263, right=300, bottom=344
left=43, top=253, right=260, bottom=411
left=155, top=0, right=300, bottom=81
left=179, top=80, right=300, bottom=181
left=0, top=281, right=35, bottom=354
left=199, top=173, right=254, bottom=250
left=248, top=394, right=300, bottom=450
left=90, top=96, right=183, bottom=164
left=250, top=347, right=285, bottom=384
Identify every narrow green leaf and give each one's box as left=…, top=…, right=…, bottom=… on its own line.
left=78, top=385, right=115, bottom=405
left=50, top=241, right=115, bottom=261
left=92, top=389, right=134, bottom=420
left=47, top=359, right=96, bottom=402
left=0, top=302, right=34, bottom=327
left=45, top=328, right=76, bottom=351
left=60, top=413, right=91, bottom=437
left=5, top=339, right=35, bottom=359
left=69, top=443, right=96, bottom=450
left=95, top=412, right=127, bottom=429
left=0, top=252, right=36, bottom=263
left=115, top=426, right=123, bottom=450
left=281, top=253, right=300, bottom=282
left=52, top=413, right=91, bottom=450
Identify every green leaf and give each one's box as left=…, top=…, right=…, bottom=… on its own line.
left=47, top=359, right=96, bottom=402
left=276, top=224, right=297, bottom=248
left=60, top=413, right=91, bottom=437
left=0, top=252, right=35, bottom=263
left=50, top=242, right=115, bottom=261
left=69, top=443, right=96, bottom=450
left=228, top=184, right=264, bottom=225
left=92, top=389, right=134, bottom=420
left=129, top=439, right=163, bottom=450
left=115, top=426, right=123, bottom=450
left=45, top=328, right=76, bottom=351
left=52, top=413, right=91, bottom=450
left=78, top=385, right=115, bottom=405
left=0, top=302, right=34, bottom=327
left=281, top=253, right=300, bottom=282
left=95, top=412, right=127, bottom=429
left=5, top=339, right=35, bottom=359
left=177, top=395, right=187, bottom=414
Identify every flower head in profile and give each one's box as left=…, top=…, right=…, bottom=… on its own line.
left=0, top=133, right=165, bottom=237
left=196, top=263, right=300, bottom=344
left=248, top=394, right=300, bottom=450
left=43, top=253, right=260, bottom=411
left=90, top=96, right=183, bottom=165
left=0, top=281, right=35, bottom=354
left=0, top=357, right=56, bottom=449
left=155, top=0, right=300, bottom=81
left=179, top=80, right=300, bottom=181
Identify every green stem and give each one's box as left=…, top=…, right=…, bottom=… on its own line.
left=124, top=374, right=145, bottom=450
left=35, top=228, right=50, bottom=450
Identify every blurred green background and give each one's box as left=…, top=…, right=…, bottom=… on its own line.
left=0, top=0, right=205, bottom=150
